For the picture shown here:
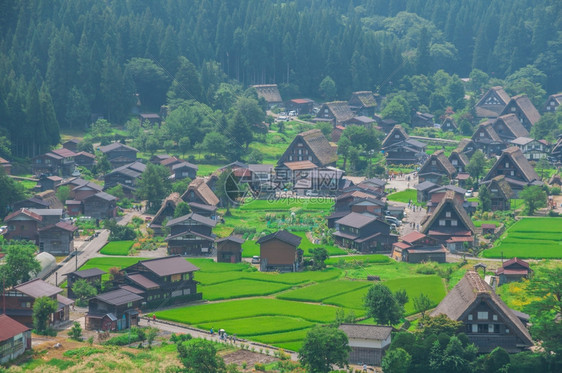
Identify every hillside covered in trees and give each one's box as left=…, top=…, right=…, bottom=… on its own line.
left=0, top=0, right=561, bottom=157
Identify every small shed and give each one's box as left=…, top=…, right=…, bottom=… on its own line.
left=495, top=258, right=532, bottom=285
left=216, top=236, right=245, bottom=263
left=481, top=224, right=496, bottom=235
left=338, top=323, right=393, bottom=366
left=0, top=315, right=32, bottom=364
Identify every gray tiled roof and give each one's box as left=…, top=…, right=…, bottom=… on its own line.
left=339, top=323, right=392, bottom=340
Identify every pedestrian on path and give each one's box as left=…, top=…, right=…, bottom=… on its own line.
left=152, top=314, right=156, bottom=323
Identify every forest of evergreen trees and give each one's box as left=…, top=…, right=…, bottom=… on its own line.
left=0, top=0, right=561, bottom=157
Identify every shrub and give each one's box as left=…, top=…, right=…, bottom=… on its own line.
left=551, top=186, right=560, bottom=195
left=254, top=363, right=266, bottom=371
left=68, top=321, right=83, bottom=341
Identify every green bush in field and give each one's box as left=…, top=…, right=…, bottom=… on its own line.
left=100, top=240, right=134, bottom=255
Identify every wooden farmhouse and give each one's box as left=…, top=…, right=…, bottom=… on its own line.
left=482, top=147, right=542, bottom=197
left=280, top=129, right=337, bottom=167
left=480, top=175, right=512, bottom=211
left=499, top=94, right=540, bottom=133
left=0, top=157, right=12, bottom=175
left=382, top=125, right=427, bottom=165
left=286, top=98, right=314, bottom=115
left=494, top=258, right=532, bottom=285
left=74, top=151, right=96, bottom=169
left=417, top=150, right=456, bottom=184
left=411, top=111, right=434, bottom=127
left=99, top=142, right=138, bottom=169
left=456, top=138, right=477, bottom=158
left=38, top=221, right=78, bottom=255
left=348, top=91, right=378, bottom=117
left=492, top=114, right=529, bottom=143
left=181, top=178, right=220, bottom=207
left=32, top=149, right=76, bottom=177
left=82, top=192, right=117, bottom=219
left=474, top=86, right=511, bottom=120
left=216, top=235, right=245, bottom=263
left=85, top=289, right=142, bottom=331
left=171, top=161, right=198, bottom=180
left=338, top=324, right=393, bottom=366
left=448, top=150, right=469, bottom=174
left=62, top=138, right=80, bottom=152
left=431, top=271, right=533, bottom=353
left=252, top=84, right=282, bottom=108
left=103, top=161, right=146, bottom=198
left=316, top=101, right=354, bottom=125
left=1, top=279, right=72, bottom=328
left=472, top=121, right=504, bottom=156
left=165, top=213, right=217, bottom=255
left=392, top=231, right=446, bottom=263
left=150, top=192, right=183, bottom=235
left=441, top=116, right=458, bottom=132
left=421, top=190, right=476, bottom=252
left=510, top=137, right=550, bottom=161
left=333, top=212, right=396, bottom=252
left=3, top=208, right=43, bottom=243
left=257, top=230, right=302, bottom=272
left=543, top=93, right=562, bottom=113
left=121, top=256, right=201, bottom=307
left=0, top=315, right=31, bottom=364
left=67, top=268, right=106, bottom=299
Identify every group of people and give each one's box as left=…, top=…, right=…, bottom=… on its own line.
left=210, top=327, right=236, bottom=342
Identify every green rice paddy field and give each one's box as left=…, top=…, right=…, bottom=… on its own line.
left=99, top=240, right=134, bottom=255
left=81, top=255, right=451, bottom=352
left=483, top=218, right=562, bottom=259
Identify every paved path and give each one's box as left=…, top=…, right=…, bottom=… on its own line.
left=138, top=317, right=299, bottom=361
left=45, top=211, right=142, bottom=286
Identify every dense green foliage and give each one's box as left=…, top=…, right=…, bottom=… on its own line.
left=33, top=296, right=58, bottom=334
left=298, top=326, right=350, bottom=372
left=0, top=241, right=40, bottom=287
left=100, top=240, right=134, bottom=255
left=1, top=0, right=560, bottom=158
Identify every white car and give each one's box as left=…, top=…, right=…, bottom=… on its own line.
left=288, top=110, right=297, bottom=117
left=465, top=189, right=473, bottom=197
left=277, top=115, right=289, bottom=122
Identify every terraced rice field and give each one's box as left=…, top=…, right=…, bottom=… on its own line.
left=483, top=218, right=562, bottom=258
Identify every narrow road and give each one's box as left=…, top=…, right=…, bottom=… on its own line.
left=45, top=211, right=141, bottom=286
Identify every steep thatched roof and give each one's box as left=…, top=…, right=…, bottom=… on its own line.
left=421, top=190, right=475, bottom=234
left=484, top=147, right=539, bottom=183
left=252, top=84, right=282, bottom=103
left=493, top=114, right=529, bottom=139
left=419, top=150, right=456, bottom=178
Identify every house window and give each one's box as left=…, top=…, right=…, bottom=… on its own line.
left=439, top=219, right=446, bottom=226
left=171, top=274, right=182, bottom=282
left=452, top=160, right=457, bottom=165
left=127, top=302, right=133, bottom=308
left=493, top=314, right=498, bottom=321
left=510, top=171, right=515, bottom=176
left=466, top=324, right=472, bottom=333
left=289, top=156, right=293, bottom=161
left=478, top=311, right=488, bottom=320
left=478, top=324, right=488, bottom=333
left=8, top=225, right=14, bottom=231
left=480, top=132, right=484, bottom=137
left=505, top=162, right=509, bottom=167
left=511, top=107, right=516, bottom=112
left=505, top=328, right=510, bottom=334
left=488, top=324, right=494, bottom=333
left=395, top=134, right=400, bottom=138
left=445, top=211, right=451, bottom=218
left=494, top=324, right=500, bottom=333
left=468, top=314, right=473, bottom=321
left=450, top=220, right=458, bottom=226
left=20, top=302, right=31, bottom=308
left=431, top=160, right=436, bottom=165
left=472, top=324, right=478, bottom=333
left=308, top=156, right=312, bottom=161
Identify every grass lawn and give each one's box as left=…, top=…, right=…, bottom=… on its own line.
left=323, top=275, right=446, bottom=315
left=188, top=258, right=250, bottom=272
left=100, top=240, right=134, bottom=255
left=483, top=217, right=562, bottom=258
left=201, top=279, right=292, bottom=300
left=156, top=298, right=343, bottom=324
left=79, top=257, right=146, bottom=280
left=387, top=189, right=420, bottom=205
left=277, top=279, right=371, bottom=302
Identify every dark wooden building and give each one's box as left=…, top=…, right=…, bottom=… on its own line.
left=278, top=129, right=337, bottom=168
left=421, top=190, right=476, bottom=252
left=474, top=86, right=511, bottom=120
left=150, top=192, right=183, bottom=235
left=99, top=142, right=138, bottom=169
left=216, top=236, right=245, bottom=263
left=103, top=161, right=146, bottom=198
left=333, top=212, right=396, bottom=252
left=441, top=117, right=458, bottom=132
left=121, top=256, right=201, bottom=307
left=82, top=192, right=117, bottom=219
left=448, top=150, right=469, bottom=174
left=482, top=147, right=542, bottom=197
left=481, top=175, right=512, bottom=211
left=338, top=324, right=392, bottom=366
left=181, top=178, right=220, bottom=207
left=165, top=213, right=217, bottom=255
left=67, top=268, right=106, bottom=299
left=431, top=271, right=533, bottom=353
left=316, top=101, right=354, bottom=125
left=1, top=279, right=72, bottom=328
left=543, top=93, right=562, bottom=113
left=418, top=150, right=456, bottom=184
left=495, top=258, right=532, bottom=285
left=0, top=157, right=12, bottom=175
left=472, top=121, right=504, bottom=156
left=392, top=231, right=446, bottom=263
left=171, top=161, right=198, bottom=180
left=0, top=315, right=32, bottom=364
left=492, top=114, right=529, bottom=143
left=382, top=125, right=427, bottom=165
left=499, top=94, right=541, bottom=133
left=3, top=208, right=42, bottom=243
left=74, top=151, right=96, bottom=169
left=62, top=139, right=81, bottom=152
left=85, top=289, right=142, bottom=331
left=286, top=98, right=314, bottom=115
left=348, top=91, right=377, bottom=117
left=38, top=222, right=78, bottom=255
left=257, top=230, right=302, bottom=272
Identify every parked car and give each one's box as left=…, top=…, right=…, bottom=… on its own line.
left=288, top=110, right=297, bottom=117
left=465, top=189, right=473, bottom=197
left=385, top=216, right=402, bottom=226
left=277, top=115, right=289, bottom=122
left=251, top=256, right=260, bottom=264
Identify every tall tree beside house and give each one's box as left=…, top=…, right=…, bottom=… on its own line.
left=125, top=57, right=171, bottom=111
left=466, top=150, right=486, bottom=183
left=56, top=186, right=71, bottom=204
left=381, top=95, right=410, bottom=124
left=531, top=112, right=562, bottom=142
left=446, top=76, right=465, bottom=111
left=382, top=348, right=411, bottom=373
left=168, top=56, right=204, bottom=103
left=298, top=325, right=350, bottom=373
left=72, top=279, right=97, bottom=307
left=416, top=26, right=432, bottom=74
left=174, top=201, right=191, bottom=218
left=32, top=296, right=58, bottom=334
left=478, top=184, right=491, bottom=212
left=226, top=110, right=253, bottom=151
left=337, top=136, right=352, bottom=170
left=202, top=131, right=229, bottom=160
left=136, top=163, right=171, bottom=214
left=0, top=242, right=40, bottom=288
left=520, top=185, right=547, bottom=216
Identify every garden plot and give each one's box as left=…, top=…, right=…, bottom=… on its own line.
left=484, top=218, right=562, bottom=259
left=99, top=240, right=134, bottom=255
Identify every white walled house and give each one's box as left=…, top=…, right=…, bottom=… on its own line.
left=338, top=324, right=393, bottom=366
